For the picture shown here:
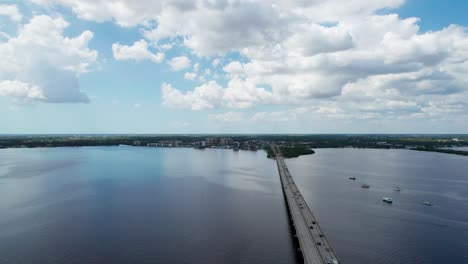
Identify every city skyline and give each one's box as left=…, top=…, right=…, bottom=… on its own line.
left=1, top=0, right=468, bottom=134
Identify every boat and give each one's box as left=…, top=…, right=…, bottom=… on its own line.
left=394, top=186, right=401, bottom=192
left=361, top=184, right=370, bottom=188
left=349, top=177, right=356, bottom=180
left=421, top=201, right=432, bottom=206
left=382, top=197, right=393, bottom=203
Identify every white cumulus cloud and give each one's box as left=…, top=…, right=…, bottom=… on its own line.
left=184, top=72, right=197, bottom=80
left=0, top=4, right=23, bottom=22
left=162, top=81, right=222, bottom=110
left=29, top=0, right=164, bottom=27
left=0, top=15, right=98, bottom=103
left=112, top=39, right=164, bottom=63
left=168, top=56, right=191, bottom=71
left=28, top=0, right=468, bottom=123
left=0, top=4, right=22, bottom=21
left=161, top=77, right=276, bottom=110
left=0, top=80, right=45, bottom=99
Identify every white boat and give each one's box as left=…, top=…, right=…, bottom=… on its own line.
left=421, top=201, right=432, bottom=206
left=394, top=186, right=401, bottom=192
left=382, top=197, right=393, bottom=203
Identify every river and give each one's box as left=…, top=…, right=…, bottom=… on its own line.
left=1, top=147, right=467, bottom=263
left=286, top=148, right=468, bottom=263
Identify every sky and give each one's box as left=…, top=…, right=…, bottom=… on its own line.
left=0, top=0, right=467, bottom=134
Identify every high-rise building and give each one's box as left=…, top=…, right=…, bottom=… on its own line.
left=219, top=137, right=233, bottom=145
left=206, top=138, right=219, bottom=146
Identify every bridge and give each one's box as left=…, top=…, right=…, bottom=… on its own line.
left=273, top=145, right=340, bottom=264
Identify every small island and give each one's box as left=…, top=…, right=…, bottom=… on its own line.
left=411, top=147, right=468, bottom=156
left=267, top=146, right=315, bottom=158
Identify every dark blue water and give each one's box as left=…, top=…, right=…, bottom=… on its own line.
left=0, top=147, right=298, bottom=264
left=1, top=147, right=467, bottom=264
left=286, top=149, right=468, bottom=264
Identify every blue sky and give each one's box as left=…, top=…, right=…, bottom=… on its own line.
left=0, top=0, right=467, bottom=134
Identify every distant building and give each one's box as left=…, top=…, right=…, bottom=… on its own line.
left=193, top=141, right=206, bottom=149
left=206, top=137, right=219, bottom=146
left=219, top=137, right=233, bottom=145
left=146, top=141, right=181, bottom=147
left=133, top=141, right=141, bottom=146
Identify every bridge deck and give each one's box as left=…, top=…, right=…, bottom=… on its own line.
left=274, top=146, right=339, bottom=264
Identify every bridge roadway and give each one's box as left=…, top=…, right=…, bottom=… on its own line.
left=273, top=146, right=339, bottom=264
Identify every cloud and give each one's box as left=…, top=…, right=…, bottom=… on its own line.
left=284, top=23, right=354, bottom=56
left=168, top=56, right=191, bottom=71
left=0, top=15, right=98, bottom=103
left=184, top=72, right=197, bottom=80
left=34, top=0, right=360, bottom=55
left=112, top=39, right=164, bottom=63
left=208, top=13, right=467, bottom=119
left=193, top=63, right=199, bottom=72
left=30, top=0, right=403, bottom=29
left=162, top=81, right=222, bottom=110
left=212, top=59, right=220, bottom=67
left=0, top=80, right=45, bottom=99
left=161, top=77, right=275, bottom=110
left=251, top=111, right=299, bottom=122
left=209, top=111, right=245, bottom=123
left=222, top=77, right=276, bottom=108
left=30, top=0, right=468, bottom=121
left=0, top=4, right=22, bottom=21
left=29, top=0, right=164, bottom=27
left=210, top=107, right=330, bottom=124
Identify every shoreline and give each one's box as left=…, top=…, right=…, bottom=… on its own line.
left=2, top=144, right=467, bottom=158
